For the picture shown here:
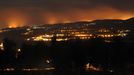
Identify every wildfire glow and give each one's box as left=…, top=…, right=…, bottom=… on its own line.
left=0, top=6, right=134, bottom=28
left=8, top=22, right=18, bottom=28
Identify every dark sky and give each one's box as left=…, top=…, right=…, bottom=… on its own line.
left=0, top=0, right=134, bottom=28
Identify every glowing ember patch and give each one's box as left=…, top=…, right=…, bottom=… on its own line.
left=8, top=22, right=18, bottom=28
left=85, top=63, right=103, bottom=72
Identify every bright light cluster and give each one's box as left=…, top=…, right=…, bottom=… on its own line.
left=31, top=35, right=53, bottom=41
left=0, top=43, right=4, bottom=51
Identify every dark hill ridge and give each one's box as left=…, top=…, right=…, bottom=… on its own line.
left=92, top=19, right=123, bottom=22
left=126, top=17, right=134, bottom=21
left=46, top=17, right=134, bottom=26
left=1, top=17, right=134, bottom=30
left=126, top=17, right=134, bottom=24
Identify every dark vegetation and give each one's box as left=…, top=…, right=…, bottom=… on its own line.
left=0, top=37, right=134, bottom=74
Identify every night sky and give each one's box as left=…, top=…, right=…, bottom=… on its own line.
left=0, top=0, right=134, bottom=28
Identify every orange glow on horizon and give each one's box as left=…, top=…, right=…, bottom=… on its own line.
left=8, top=22, right=18, bottom=28
left=42, top=7, right=134, bottom=24
left=0, top=6, right=134, bottom=28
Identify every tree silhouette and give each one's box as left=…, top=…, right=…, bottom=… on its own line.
left=3, top=38, right=17, bottom=67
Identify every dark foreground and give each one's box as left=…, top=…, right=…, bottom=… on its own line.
left=0, top=37, right=134, bottom=75
left=0, top=69, right=134, bottom=75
